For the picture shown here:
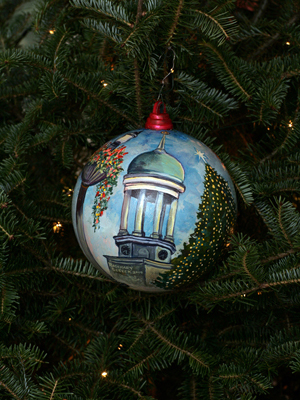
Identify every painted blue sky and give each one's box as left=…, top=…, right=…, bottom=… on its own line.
left=72, top=129, right=236, bottom=276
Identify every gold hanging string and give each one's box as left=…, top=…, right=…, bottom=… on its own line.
left=157, top=46, right=176, bottom=102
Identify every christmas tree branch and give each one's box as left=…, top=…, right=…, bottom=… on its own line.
left=133, top=0, right=143, bottom=126
left=61, top=73, right=138, bottom=126
left=71, top=0, right=132, bottom=27
left=124, top=352, right=157, bottom=375
left=8, top=265, right=113, bottom=283
left=52, top=333, right=80, bottom=354
left=134, top=59, right=143, bottom=126
left=259, top=124, right=296, bottom=164
left=0, top=223, right=14, bottom=241
left=261, top=248, right=299, bottom=264
left=49, top=379, right=59, bottom=400
left=106, top=377, right=145, bottom=398
left=135, top=0, right=143, bottom=24
left=195, top=9, right=230, bottom=41
left=53, top=31, right=68, bottom=71
left=207, top=277, right=300, bottom=302
left=278, top=202, right=293, bottom=247
left=181, top=92, right=223, bottom=118
left=242, top=252, right=260, bottom=285
left=0, top=380, right=22, bottom=400
left=39, top=216, right=71, bottom=224
left=62, top=319, right=102, bottom=336
left=148, top=325, right=210, bottom=369
left=167, top=0, right=184, bottom=44
left=191, top=375, right=197, bottom=400
left=249, top=14, right=300, bottom=59
left=128, top=327, right=149, bottom=350
left=202, top=43, right=251, bottom=101
left=252, top=0, right=268, bottom=25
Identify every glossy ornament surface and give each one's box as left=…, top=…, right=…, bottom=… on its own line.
left=72, top=106, right=237, bottom=292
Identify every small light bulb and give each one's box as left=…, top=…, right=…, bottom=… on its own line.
left=49, top=30, right=55, bottom=35
left=170, top=68, right=174, bottom=73
left=257, top=291, right=262, bottom=295
left=103, top=83, right=108, bottom=87
left=101, top=371, right=108, bottom=377
left=288, top=120, right=293, bottom=127
left=53, top=222, right=62, bottom=233
left=286, top=41, right=290, bottom=45
left=69, top=318, right=72, bottom=321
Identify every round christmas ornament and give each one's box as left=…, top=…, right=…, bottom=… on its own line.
left=72, top=102, right=237, bottom=292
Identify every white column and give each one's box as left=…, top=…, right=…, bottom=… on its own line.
left=164, top=198, right=178, bottom=243
left=118, top=190, right=131, bottom=235
left=151, top=192, right=164, bottom=239
left=133, top=189, right=146, bottom=236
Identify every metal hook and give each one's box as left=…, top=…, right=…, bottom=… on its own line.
left=157, top=46, right=176, bottom=102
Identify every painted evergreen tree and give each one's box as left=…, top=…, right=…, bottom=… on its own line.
left=156, top=164, right=236, bottom=290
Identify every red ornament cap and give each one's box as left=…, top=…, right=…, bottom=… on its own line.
left=145, top=101, right=173, bottom=130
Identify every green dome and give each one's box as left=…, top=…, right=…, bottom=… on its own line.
left=128, top=149, right=184, bottom=182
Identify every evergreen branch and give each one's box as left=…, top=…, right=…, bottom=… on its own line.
left=183, top=93, right=223, bottom=118
left=135, top=0, right=143, bottom=24
left=39, top=216, right=71, bottom=224
left=7, top=266, right=113, bottom=283
left=125, top=352, right=157, bottom=375
left=278, top=202, right=293, bottom=247
left=63, top=319, right=102, bottom=336
left=71, top=0, right=132, bottom=27
left=52, top=334, right=80, bottom=354
left=208, top=277, right=300, bottom=302
left=0, top=91, right=38, bottom=100
left=148, top=325, right=210, bottom=370
left=0, top=223, right=14, bottom=241
left=167, top=0, right=184, bottom=44
left=134, top=56, right=142, bottom=126
left=242, top=252, right=260, bottom=285
left=208, top=375, right=214, bottom=400
left=196, top=9, right=229, bottom=40
left=259, top=124, right=297, bottom=164
left=219, top=373, right=244, bottom=379
left=250, top=14, right=300, bottom=59
left=128, top=327, right=149, bottom=350
left=0, top=380, right=22, bottom=400
left=219, top=154, right=253, bottom=205
left=118, top=382, right=145, bottom=399
left=252, top=0, right=269, bottom=25
left=202, top=43, right=251, bottom=101
left=106, top=377, right=145, bottom=398
left=211, top=1, right=236, bottom=15
left=193, top=8, right=237, bottom=45
left=61, top=73, right=138, bottom=126
left=261, top=249, right=299, bottom=264
left=249, top=375, right=270, bottom=392
left=49, top=379, right=59, bottom=400
left=51, top=267, right=113, bottom=282
left=191, top=375, right=196, bottom=400
left=54, top=31, right=68, bottom=71
left=121, top=28, right=137, bottom=48
left=1, top=287, right=6, bottom=316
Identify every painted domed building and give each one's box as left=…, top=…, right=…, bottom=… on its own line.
left=105, top=132, right=185, bottom=288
